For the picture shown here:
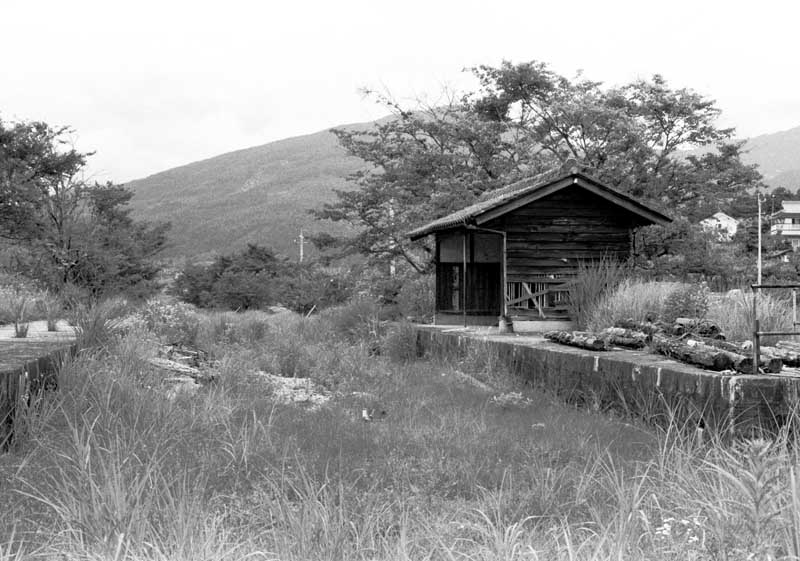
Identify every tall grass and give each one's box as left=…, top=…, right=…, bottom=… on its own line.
left=566, top=258, right=630, bottom=330
left=37, top=291, right=62, bottom=332
left=71, top=298, right=132, bottom=349
left=708, top=290, right=795, bottom=344
left=5, top=298, right=800, bottom=559
left=587, top=280, right=682, bottom=331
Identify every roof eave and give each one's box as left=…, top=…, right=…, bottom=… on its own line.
left=408, top=219, right=466, bottom=240
left=407, top=171, right=673, bottom=239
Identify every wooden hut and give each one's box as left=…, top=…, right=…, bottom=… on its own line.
left=407, top=169, right=672, bottom=328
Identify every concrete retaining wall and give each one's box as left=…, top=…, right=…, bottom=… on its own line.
left=416, top=327, right=800, bottom=433
left=0, top=344, right=76, bottom=450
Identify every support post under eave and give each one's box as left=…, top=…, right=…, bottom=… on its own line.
left=462, top=229, right=468, bottom=328
left=502, top=231, right=507, bottom=318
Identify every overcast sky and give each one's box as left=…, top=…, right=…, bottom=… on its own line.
left=3, top=0, right=799, bottom=183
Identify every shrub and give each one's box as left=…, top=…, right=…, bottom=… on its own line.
left=195, top=311, right=237, bottom=349
left=224, top=311, right=273, bottom=345
left=212, top=270, right=275, bottom=310
left=172, top=245, right=355, bottom=314
left=59, top=282, right=92, bottom=318
left=317, top=296, right=384, bottom=346
left=588, top=280, right=682, bottom=331
left=277, top=265, right=353, bottom=314
left=396, top=274, right=434, bottom=322
left=381, top=322, right=420, bottom=363
left=662, top=282, right=710, bottom=323
left=566, top=258, right=630, bottom=330
left=257, top=337, right=316, bottom=378
left=134, top=298, right=201, bottom=346
left=172, top=244, right=284, bottom=311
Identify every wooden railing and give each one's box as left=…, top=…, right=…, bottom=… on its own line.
left=506, top=279, right=571, bottom=319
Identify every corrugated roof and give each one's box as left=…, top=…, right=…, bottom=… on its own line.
left=407, top=169, right=672, bottom=240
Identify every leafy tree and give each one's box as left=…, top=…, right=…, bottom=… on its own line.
left=635, top=219, right=754, bottom=289
left=316, top=61, right=763, bottom=270
left=313, top=93, right=519, bottom=272
left=0, top=119, right=87, bottom=241
left=0, top=117, right=169, bottom=295
left=172, top=244, right=353, bottom=312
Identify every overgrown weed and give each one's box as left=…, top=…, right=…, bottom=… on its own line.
left=587, top=279, right=682, bottom=331
left=8, top=301, right=800, bottom=559
left=708, top=289, right=795, bottom=344
left=567, top=257, right=630, bottom=330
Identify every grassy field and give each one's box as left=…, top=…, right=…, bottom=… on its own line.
left=1, top=299, right=800, bottom=560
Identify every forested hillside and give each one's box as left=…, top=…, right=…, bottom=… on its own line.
left=127, top=119, right=800, bottom=261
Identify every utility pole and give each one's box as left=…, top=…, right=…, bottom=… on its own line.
left=757, top=191, right=762, bottom=285
left=388, top=200, right=396, bottom=277
left=297, top=230, right=305, bottom=263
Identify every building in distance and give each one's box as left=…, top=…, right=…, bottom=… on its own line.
left=700, top=212, right=739, bottom=241
left=770, top=201, right=800, bottom=250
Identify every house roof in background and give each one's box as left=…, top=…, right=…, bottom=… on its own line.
left=773, top=200, right=800, bottom=218
left=701, top=212, right=739, bottom=224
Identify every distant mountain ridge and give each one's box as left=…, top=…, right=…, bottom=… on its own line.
left=739, top=126, right=800, bottom=188
left=127, top=121, right=800, bottom=260
left=126, top=124, right=368, bottom=260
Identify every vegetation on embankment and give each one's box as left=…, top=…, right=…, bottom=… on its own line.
left=1, top=298, right=800, bottom=560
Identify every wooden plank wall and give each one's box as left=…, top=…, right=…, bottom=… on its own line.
left=483, top=185, right=645, bottom=282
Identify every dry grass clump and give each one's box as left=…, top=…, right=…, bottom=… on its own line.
left=0, top=280, right=67, bottom=334
left=587, top=280, right=683, bottom=332
left=567, top=258, right=630, bottom=330
left=588, top=280, right=796, bottom=345
left=37, top=290, right=62, bottom=332
left=71, top=297, right=133, bottom=349
left=708, top=290, right=795, bottom=345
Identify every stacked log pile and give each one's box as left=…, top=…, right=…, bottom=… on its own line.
left=545, top=317, right=792, bottom=374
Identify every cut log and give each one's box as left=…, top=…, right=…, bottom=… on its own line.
left=689, top=337, right=746, bottom=355
left=651, top=336, right=782, bottom=373
left=598, top=327, right=648, bottom=349
left=650, top=335, right=733, bottom=371
left=544, top=331, right=609, bottom=351
left=672, top=318, right=724, bottom=339
left=777, top=341, right=800, bottom=353
left=733, top=354, right=784, bottom=374
left=614, top=319, right=664, bottom=337
left=147, top=357, right=216, bottom=384
left=762, top=345, right=800, bottom=368
left=696, top=338, right=783, bottom=373
left=148, top=357, right=200, bottom=376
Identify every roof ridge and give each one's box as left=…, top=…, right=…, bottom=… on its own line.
left=477, top=161, right=591, bottom=203
left=408, top=167, right=672, bottom=240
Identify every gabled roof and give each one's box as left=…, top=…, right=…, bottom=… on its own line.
left=407, top=170, right=672, bottom=240
left=700, top=212, right=739, bottom=225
